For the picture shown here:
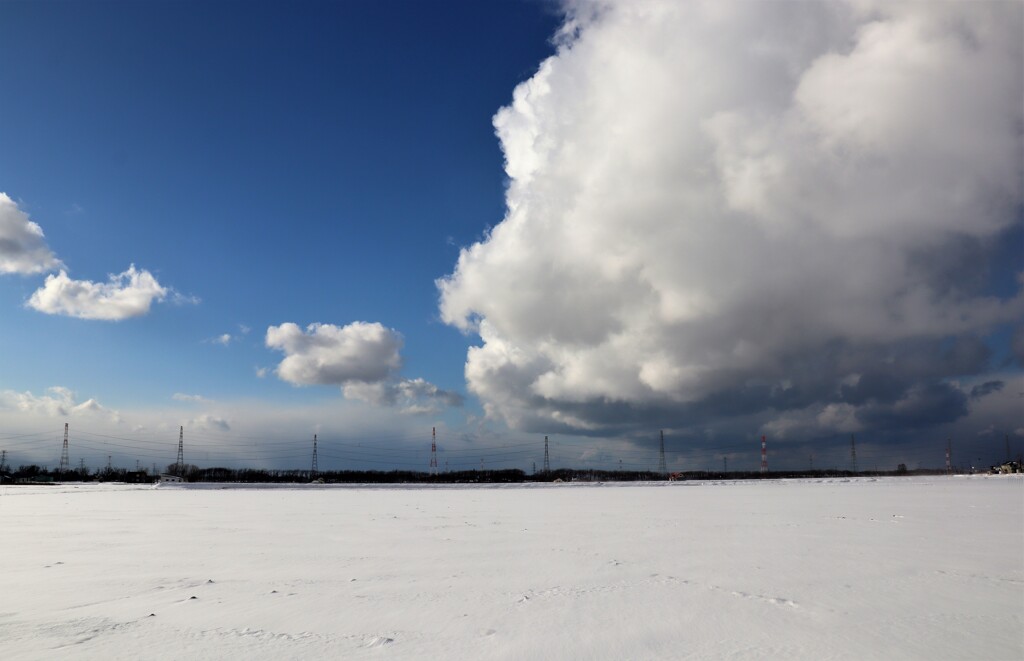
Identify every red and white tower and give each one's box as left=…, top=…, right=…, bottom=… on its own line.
left=429, top=427, right=438, bottom=475
left=760, top=435, right=768, bottom=474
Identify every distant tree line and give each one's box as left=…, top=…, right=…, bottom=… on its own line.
left=0, top=463, right=962, bottom=484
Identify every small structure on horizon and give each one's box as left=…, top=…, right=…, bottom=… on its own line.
left=990, top=461, right=1022, bottom=474
left=158, top=474, right=184, bottom=484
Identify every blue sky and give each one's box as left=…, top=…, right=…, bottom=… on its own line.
left=1, top=1, right=1021, bottom=473
left=0, top=0, right=557, bottom=403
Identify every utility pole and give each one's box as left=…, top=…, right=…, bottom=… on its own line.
left=79, top=458, right=85, bottom=475
left=543, top=436, right=550, bottom=473
left=59, top=423, right=70, bottom=474
left=0, top=449, right=6, bottom=473
left=658, top=430, right=667, bottom=477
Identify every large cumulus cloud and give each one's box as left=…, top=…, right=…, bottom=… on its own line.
left=439, top=1, right=1023, bottom=437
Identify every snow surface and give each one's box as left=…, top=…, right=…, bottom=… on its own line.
left=2, top=476, right=1021, bottom=659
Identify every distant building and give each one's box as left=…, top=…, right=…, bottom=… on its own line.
left=158, top=474, right=185, bottom=483
left=990, top=461, right=1022, bottom=474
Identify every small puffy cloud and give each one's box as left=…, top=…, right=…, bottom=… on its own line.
left=266, top=321, right=403, bottom=386
left=0, top=193, right=63, bottom=274
left=0, top=386, right=120, bottom=422
left=255, top=366, right=269, bottom=378
left=208, top=333, right=233, bottom=346
left=188, top=413, right=230, bottom=431
left=267, top=321, right=462, bottom=412
left=26, top=265, right=177, bottom=320
left=172, top=393, right=209, bottom=403
left=343, top=377, right=464, bottom=414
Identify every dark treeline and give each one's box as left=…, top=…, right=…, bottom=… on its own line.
left=2, top=462, right=959, bottom=484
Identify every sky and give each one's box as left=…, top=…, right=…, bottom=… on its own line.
left=0, top=0, right=1021, bottom=475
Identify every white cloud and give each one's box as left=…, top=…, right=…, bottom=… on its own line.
left=0, top=193, right=62, bottom=274
left=0, top=386, right=120, bottom=422
left=266, top=321, right=403, bottom=386
left=255, top=366, right=269, bottom=379
left=172, top=393, right=209, bottom=403
left=266, top=321, right=462, bottom=412
left=343, top=377, right=464, bottom=415
left=188, top=413, right=230, bottom=431
left=210, top=333, right=233, bottom=346
left=438, top=0, right=1023, bottom=434
left=26, top=265, right=176, bottom=320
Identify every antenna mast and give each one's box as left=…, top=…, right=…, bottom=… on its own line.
left=658, top=430, right=667, bottom=477
left=311, top=433, right=318, bottom=478
left=175, top=426, right=184, bottom=475
left=59, top=423, right=70, bottom=474
left=430, top=427, right=438, bottom=475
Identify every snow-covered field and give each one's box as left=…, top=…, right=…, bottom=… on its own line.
left=2, top=476, right=1021, bottom=660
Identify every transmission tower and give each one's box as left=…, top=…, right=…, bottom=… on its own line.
left=311, top=433, right=318, bottom=478
left=106, top=455, right=112, bottom=472
left=760, top=435, right=768, bottom=475
left=543, top=436, right=550, bottom=473
left=429, top=427, right=438, bottom=475
left=58, top=423, right=70, bottom=474
left=850, top=434, right=858, bottom=474
left=0, top=449, right=7, bottom=473
left=945, top=438, right=951, bottom=475
left=175, top=426, right=184, bottom=475
left=657, top=430, right=667, bottom=476
left=78, top=458, right=85, bottom=475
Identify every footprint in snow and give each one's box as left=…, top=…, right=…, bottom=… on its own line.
left=364, top=636, right=394, bottom=648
